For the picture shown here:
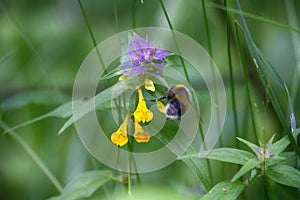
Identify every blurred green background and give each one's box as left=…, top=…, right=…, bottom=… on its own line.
left=0, top=0, right=299, bottom=199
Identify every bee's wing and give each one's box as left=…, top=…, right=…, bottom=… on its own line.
left=175, top=93, right=190, bottom=113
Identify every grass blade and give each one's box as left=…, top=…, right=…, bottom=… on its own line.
left=0, top=121, right=63, bottom=192
left=234, top=0, right=300, bottom=158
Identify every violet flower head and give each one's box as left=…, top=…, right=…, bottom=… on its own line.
left=120, top=35, right=170, bottom=77
left=255, top=139, right=275, bottom=161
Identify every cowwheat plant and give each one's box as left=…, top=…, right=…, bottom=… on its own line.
left=0, top=0, right=300, bottom=199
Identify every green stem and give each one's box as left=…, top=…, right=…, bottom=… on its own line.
left=159, top=0, right=190, bottom=83
left=0, top=120, right=63, bottom=193
left=127, top=151, right=132, bottom=196
left=234, top=0, right=300, bottom=158
left=234, top=22, right=259, bottom=143
left=201, top=0, right=222, bottom=181
left=113, top=0, right=119, bottom=33
left=201, top=0, right=212, bottom=56
left=77, top=0, right=105, bottom=69
left=132, top=0, right=136, bottom=28
left=225, top=0, right=239, bottom=148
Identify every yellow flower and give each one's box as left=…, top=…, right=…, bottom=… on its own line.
left=156, top=101, right=166, bottom=113
left=134, top=119, right=150, bottom=143
left=144, top=78, right=155, bottom=92
left=118, top=74, right=128, bottom=81
left=110, top=114, right=130, bottom=146
left=134, top=88, right=153, bottom=123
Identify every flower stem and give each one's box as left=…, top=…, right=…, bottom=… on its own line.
left=159, top=0, right=191, bottom=83
left=201, top=0, right=223, bottom=181
left=225, top=0, right=240, bottom=148
left=0, top=120, right=63, bottom=193
left=234, top=21, right=259, bottom=143
left=77, top=0, right=105, bottom=69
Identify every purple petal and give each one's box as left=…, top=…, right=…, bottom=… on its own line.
left=155, top=48, right=170, bottom=60
left=119, top=69, right=131, bottom=74
left=128, top=35, right=152, bottom=56
left=131, top=65, right=147, bottom=76
left=269, top=154, right=275, bottom=159
left=120, top=61, right=131, bottom=69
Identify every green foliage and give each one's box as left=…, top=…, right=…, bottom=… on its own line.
left=201, top=181, right=245, bottom=200
left=179, top=148, right=255, bottom=165
left=1, top=90, right=70, bottom=110
left=181, top=128, right=300, bottom=199
left=231, top=158, right=261, bottom=182
left=267, top=165, right=300, bottom=188
left=1, top=0, right=300, bottom=199
left=2, top=82, right=127, bottom=135
left=234, top=0, right=300, bottom=158
left=48, top=170, right=113, bottom=200
left=181, top=153, right=212, bottom=192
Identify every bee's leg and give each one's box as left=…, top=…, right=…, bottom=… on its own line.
left=144, top=96, right=167, bottom=102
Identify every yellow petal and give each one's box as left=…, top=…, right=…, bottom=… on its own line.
left=134, top=88, right=153, bottom=123
left=110, top=114, right=130, bottom=146
left=111, top=132, right=128, bottom=146
left=144, top=78, right=155, bottom=92
left=156, top=101, right=166, bottom=114
left=134, top=119, right=150, bottom=143
left=118, top=74, right=128, bottom=81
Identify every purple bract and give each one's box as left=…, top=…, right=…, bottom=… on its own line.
left=120, top=35, right=170, bottom=77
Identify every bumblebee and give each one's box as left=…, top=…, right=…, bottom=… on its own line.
left=150, top=84, right=191, bottom=119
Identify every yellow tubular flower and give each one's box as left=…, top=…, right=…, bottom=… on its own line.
left=134, top=119, right=150, bottom=143
left=110, top=114, right=130, bottom=146
left=134, top=88, right=153, bottom=123
left=144, top=78, right=155, bottom=92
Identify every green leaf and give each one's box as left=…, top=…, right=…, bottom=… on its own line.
left=1, top=90, right=70, bottom=111
left=231, top=158, right=261, bottom=182
left=234, top=0, right=300, bottom=158
left=201, top=181, right=245, bottom=200
left=3, top=101, right=74, bottom=134
left=182, top=156, right=212, bottom=192
left=70, top=81, right=128, bottom=128
left=58, top=117, right=75, bottom=135
left=58, top=101, right=113, bottom=135
left=267, top=165, right=300, bottom=188
left=280, top=152, right=297, bottom=167
left=236, top=137, right=260, bottom=155
left=156, top=127, right=212, bottom=191
left=48, top=170, right=113, bottom=200
left=266, top=155, right=286, bottom=167
left=3, top=82, right=128, bottom=135
left=270, top=127, right=300, bottom=155
left=209, top=2, right=300, bottom=34
left=179, top=148, right=255, bottom=165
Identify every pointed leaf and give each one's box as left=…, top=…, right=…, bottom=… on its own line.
left=279, top=152, right=297, bottom=167
left=231, top=158, right=261, bottom=182
left=155, top=128, right=212, bottom=191
left=201, top=181, right=245, bottom=200
left=48, top=170, right=113, bottom=200
left=182, top=156, right=212, bottom=192
left=179, top=148, right=255, bottom=165
left=270, top=127, right=300, bottom=155
left=3, top=82, right=128, bottom=135
left=209, top=3, right=300, bottom=34
left=71, top=81, right=127, bottom=125
left=58, top=117, right=74, bottom=135
left=267, top=165, right=300, bottom=188
left=58, top=101, right=113, bottom=135
left=236, top=137, right=260, bottom=156
left=1, top=90, right=70, bottom=111
left=3, top=101, right=74, bottom=134
left=234, top=0, right=300, bottom=157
